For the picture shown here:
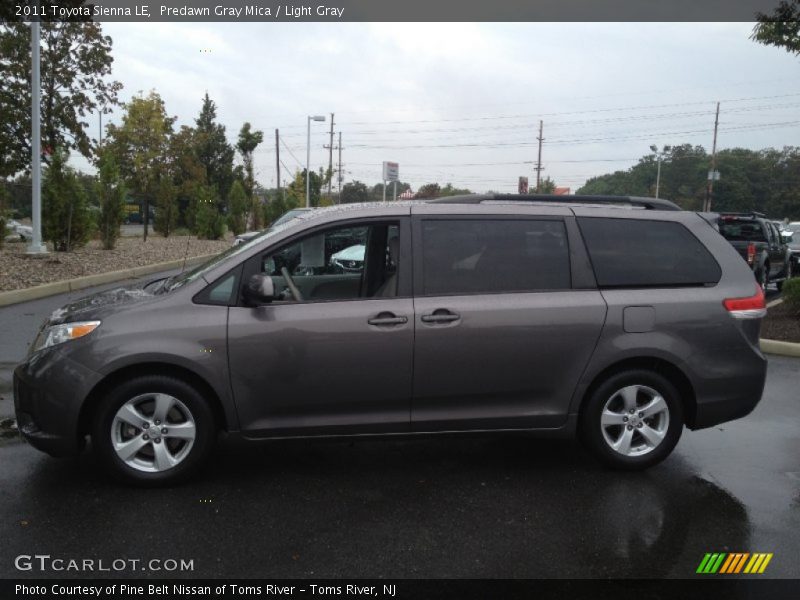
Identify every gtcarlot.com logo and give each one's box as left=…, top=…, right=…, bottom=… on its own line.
left=14, top=554, right=194, bottom=573
left=696, top=552, right=773, bottom=574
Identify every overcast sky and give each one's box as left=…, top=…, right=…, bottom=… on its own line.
left=72, top=22, right=800, bottom=194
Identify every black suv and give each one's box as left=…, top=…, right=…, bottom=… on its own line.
left=718, top=212, right=793, bottom=290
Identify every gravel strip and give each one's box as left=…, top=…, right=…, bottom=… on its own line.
left=0, top=236, right=231, bottom=292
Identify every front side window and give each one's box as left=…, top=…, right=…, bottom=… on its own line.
left=259, top=222, right=400, bottom=302
left=421, top=219, right=571, bottom=295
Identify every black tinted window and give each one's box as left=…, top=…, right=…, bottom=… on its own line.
left=578, top=218, right=721, bottom=288
left=421, top=219, right=571, bottom=295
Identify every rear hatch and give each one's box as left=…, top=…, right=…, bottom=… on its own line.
left=718, top=215, right=766, bottom=263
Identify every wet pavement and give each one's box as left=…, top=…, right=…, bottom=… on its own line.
left=0, top=277, right=798, bottom=579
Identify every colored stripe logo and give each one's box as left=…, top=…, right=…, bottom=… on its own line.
left=696, top=552, right=773, bottom=574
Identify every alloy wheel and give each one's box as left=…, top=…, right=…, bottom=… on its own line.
left=111, top=393, right=197, bottom=473
left=600, top=385, right=670, bottom=457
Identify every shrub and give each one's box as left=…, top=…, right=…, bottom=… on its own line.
left=95, top=151, right=126, bottom=250
left=226, top=179, right=248, bottom=235
left=782, top=277, right=800, bottom=313
left=43, top=148, right=93, bottom=251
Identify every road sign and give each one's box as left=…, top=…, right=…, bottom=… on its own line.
left=708, top=170, right=720, bottom=181
left=383, top=161, right=399, bottom=182
left=518, top=176, right=529, bottom=194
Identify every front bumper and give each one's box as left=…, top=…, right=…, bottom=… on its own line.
left=13, top=353, right=102, bottom=457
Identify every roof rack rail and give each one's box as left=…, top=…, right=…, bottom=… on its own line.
left=427, top=193, right=682, bottom=211
left=718, top=211, right=766, bottom=218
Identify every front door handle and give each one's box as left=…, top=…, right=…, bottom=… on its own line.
left=421, top=310, right=461, bottom=323
left=368, top=312, right=408, bottom=326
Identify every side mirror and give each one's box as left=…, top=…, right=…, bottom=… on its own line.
left=780, top=232, right=793, bottom=243
left=243, top=273, right=275, bottom=305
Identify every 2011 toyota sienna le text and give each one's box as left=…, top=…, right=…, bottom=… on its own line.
left=14, top=195, right=768, bottom=484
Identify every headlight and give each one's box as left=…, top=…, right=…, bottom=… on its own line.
left=33, top=320, right=101, bottom=352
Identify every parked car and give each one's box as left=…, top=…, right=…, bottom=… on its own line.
left=4, top=219, right=33, bottom=241
left=718, top=212, right=793, bottom=290
left=783, top=222, right=800, bottom=272
left=233, top=208, right=315, bottom=246
left=330, top=244, right=366, bottom=272
left=15, top=194, right=768, bottom=484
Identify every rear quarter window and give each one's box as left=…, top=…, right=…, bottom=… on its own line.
left=577, top=217, right=721, bottom=288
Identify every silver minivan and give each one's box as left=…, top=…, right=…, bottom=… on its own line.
left=14, top=195, right=768, bottom=484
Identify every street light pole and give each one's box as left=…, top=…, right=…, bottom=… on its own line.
left=27, top=20, right=47, bottom=255
left=655, top=154, right=662, bottom=199
left=306, top=115, right=325, bottom=208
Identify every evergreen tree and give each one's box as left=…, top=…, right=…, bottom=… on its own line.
left=95, top=149, right=125, bottom=250
left=43, top=148, right=92, bottom=251
left=194, top=184, right=224, bottom=239
left=195, top=93, right=234, bottom=202
left=226, top=179, right=248, bottom=235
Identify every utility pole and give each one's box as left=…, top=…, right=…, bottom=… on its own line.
left=324, top=113, right=335, bottom=200
left=275, top=128, right=281, bottom=191
left=705, top=102, right=720, bottom=212
left=534, top=120, right=544, bottom=193
left=337, top=132, right=343, bottom=198
left=27, top=20, right=46, bottom=255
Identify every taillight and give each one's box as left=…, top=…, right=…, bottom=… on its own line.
left=746, top=242, right=756, bottom=265
left=723, top=285, right=766, bottom=319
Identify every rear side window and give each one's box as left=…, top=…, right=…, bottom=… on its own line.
left=421, top=219, right=571, bottom=295
left=577, top=217, right=721, bottom=288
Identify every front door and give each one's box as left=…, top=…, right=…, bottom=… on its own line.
left=227, top=218, right=413, bottom=436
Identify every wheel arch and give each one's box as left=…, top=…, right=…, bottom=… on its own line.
left=78, top=362, right=230, bottom=436
left=576, top=356, right=698, bottom=428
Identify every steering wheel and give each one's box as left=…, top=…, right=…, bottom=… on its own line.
left=280, top=267, right=304, bottom=302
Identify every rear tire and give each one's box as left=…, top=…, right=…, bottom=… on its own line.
left=580, top=369, right=684, bottom=470
left=92, top=375, right=216, bottom=486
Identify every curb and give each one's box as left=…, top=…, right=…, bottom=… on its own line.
left=760, top=338, right=800, bottom=358
left=0, top=253, right=219, bottom=308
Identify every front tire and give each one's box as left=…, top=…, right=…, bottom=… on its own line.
left=580, top=369, right=684, bottom=470
left=92, top=375, right=216, bottom=485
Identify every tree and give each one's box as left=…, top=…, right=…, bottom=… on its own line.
left=95, top=149, right=125, bottom=250
left=154, top=177, right=179, bottom=237
left=263, top=192, right=288, bottom=227
left=0, top=18, right=122, bottom=178
left=195, top=93, right=234, bottom=202
left=535, top=177, right=556, bottom=194
left=42, top=148, right=92, bottom=251
left=752, top=1, right=800, bottom=56
left=577, top=144, right=800, bottom=218
left=415, top=183, right=441, bottom=199
left=226, top=179, right=248, bottom=235
left=440, top=183, right=473, bottom=196
left=236, top=122, right=264, bottom=229
left=342, top=181, right=370, bottom=204
left=286, top=168, right=323, bottom=207
left=168, top=125, right=206, bottom=230
left=105, top=91, right=175, bottom=241
left=0, top=183, right=8, bottom=249
left=194, top=184, right=224, bottom=240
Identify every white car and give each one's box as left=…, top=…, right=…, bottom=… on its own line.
left=330, top=244, right=365, bottom=272
left=4, top=219, right=33, bottom=241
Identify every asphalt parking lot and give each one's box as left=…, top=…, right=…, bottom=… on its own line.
left=0, top=275, right=798, bottom=579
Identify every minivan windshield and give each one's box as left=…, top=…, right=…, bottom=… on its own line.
left=163, top=225, right=288, bottom=292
